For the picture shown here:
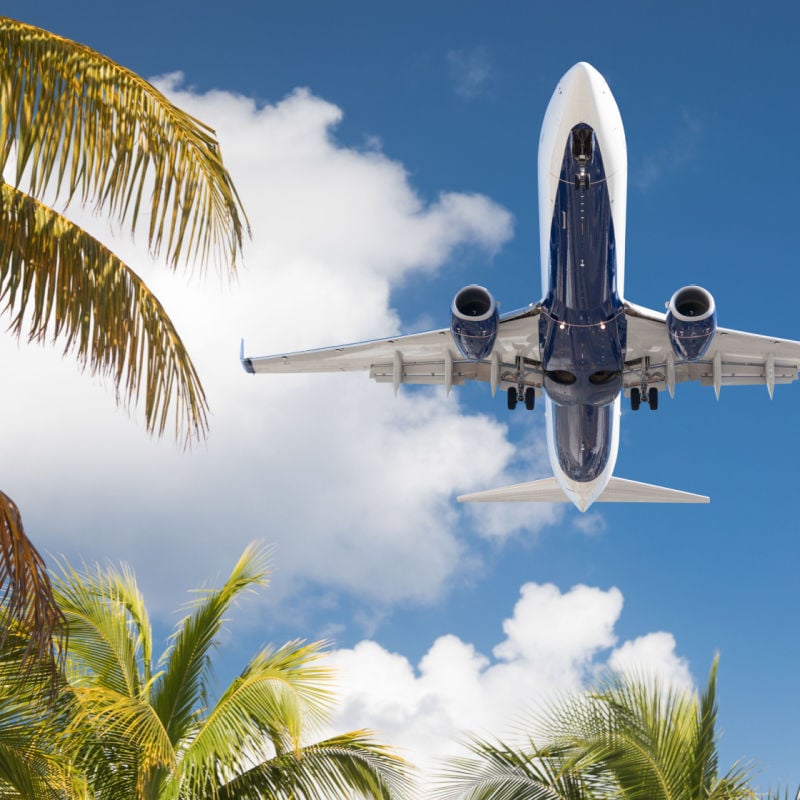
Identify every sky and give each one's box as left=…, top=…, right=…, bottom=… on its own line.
left=3, top=0, right=800, bottom=791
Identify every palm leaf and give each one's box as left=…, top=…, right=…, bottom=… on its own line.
left=0, top=16, right=248, bottom=271
left=214, top=731, right=414, bottom=800
left=0, top=491, right=65, bottom=688
left=0, top=183, right=208, bottom=442
left=52, top=559, right=152, bottom=698
left=434, top=736, right=596, bottom=800
left=436, top=663, right=759, bottom=800
left=151, top=542, right=271, bottom=744
left=179, top=639, right=334, bottom=797
left=63, top=686, right=175, bottom=776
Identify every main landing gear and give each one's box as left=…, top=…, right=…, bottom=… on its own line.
left=508, top=386, right=535, bottom=411
left=630, top=386, right=658, bottom=411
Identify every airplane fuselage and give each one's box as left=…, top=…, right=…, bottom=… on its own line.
left=537, top=63, right=628, bottom=510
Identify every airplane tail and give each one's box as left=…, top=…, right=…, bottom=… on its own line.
left=458, top=476, right=709, bottom=505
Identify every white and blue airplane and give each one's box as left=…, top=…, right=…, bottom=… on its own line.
left=242, top=62, right=800, bottom=512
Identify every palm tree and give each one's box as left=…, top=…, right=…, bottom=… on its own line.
left=51, top=542, right=412, bottom=800
left=435, top=659, right=757, bottom=800
left=0, top=17, right=248, bottom=674
left=0, top=618, right=78, bottom=800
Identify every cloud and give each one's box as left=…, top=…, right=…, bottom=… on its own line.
left=447, top=47, right=493, bottom=99
left=632, top=108, right=703, bottom=191
left=0, top=77, right=556, bottom=617
left=327, top=581, right=693, bottom=777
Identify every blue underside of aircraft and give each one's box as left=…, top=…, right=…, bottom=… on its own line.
left=540, top=124, right=627, bottom=482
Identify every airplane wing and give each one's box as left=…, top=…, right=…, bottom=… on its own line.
left=242, top=304, right=544, bottom=393
left=624, top=301, right=800, bottom=397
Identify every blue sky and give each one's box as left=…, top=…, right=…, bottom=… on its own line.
left=4, top=0, right=800, bottom=790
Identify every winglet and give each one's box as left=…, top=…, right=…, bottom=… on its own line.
left=240, top=339, right=255, bottom=374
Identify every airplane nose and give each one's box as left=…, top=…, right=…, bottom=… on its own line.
left=556, top=62, right=609, bottom=107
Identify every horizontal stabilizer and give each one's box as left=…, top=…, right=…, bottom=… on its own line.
left=458, top=477, right=568, bottom=503
left=597, top=477, right=709, bottom=503
left=458, top=476, right=709, bottom=505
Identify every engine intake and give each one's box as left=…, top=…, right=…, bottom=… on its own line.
left=450, top=284, right=499, bottom=361
left=666, top=285, right=716, bottom=361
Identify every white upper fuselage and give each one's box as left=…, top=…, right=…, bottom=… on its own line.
left=537, top=63, right=628, bottom=511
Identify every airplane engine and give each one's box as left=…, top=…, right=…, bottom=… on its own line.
left=450, top=284, right=499, bottom=361
left=666, top=285, right=717, bottom=361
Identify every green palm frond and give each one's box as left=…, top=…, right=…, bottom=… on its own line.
left=0, top=16, right=248, bottom=271
left=434, top=736, right=595, bottom=800
left=214, top=731, right=414, bottom=800
left=181, top=639, right=334, bottom=795
left=53, top=545, right=410, bottom=800
left=152, top=542, right=271, bottom=744
left=436, top=662, right=758, bottom=800
left=0, top=183, right=208, bottom=442
left=0, top=491, right=65, bottom=688
left=64, top=685, right=174, bottom=776
left=52, top=559, right=151, bottom=698
left=0, top=742, right=69, bottom=800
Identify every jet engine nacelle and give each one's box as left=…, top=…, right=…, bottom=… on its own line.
left=450, top=284, right=499, bottom=361
left=666, top=285, right=717, bottom=361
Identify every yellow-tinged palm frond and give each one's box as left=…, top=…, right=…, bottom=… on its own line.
left=52, top=559, right=153, bottom=699
left=213, top=730, right=415, bottom=800
left=433, top=732, right=606, bottom=800
left=0, top=183, right=208, bottom=442
left=0, top=491, right=65, bottom=688
left=435, top=661, right=758, bottom=800
left=54, top=545, right=412, bottom=800
left=0, top=16, right=248, bottom=272
left=152, top=542, right=271, bottom=744
left=183, top=638, right=333, bottom=782
left=63, top=685, right=175, bottom=776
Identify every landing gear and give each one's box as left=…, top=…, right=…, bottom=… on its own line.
left=524, top=387, right=535, bottom=411
left=630, top=386, right=659, bottom=411
left=508, top=386, right=536, bottom=411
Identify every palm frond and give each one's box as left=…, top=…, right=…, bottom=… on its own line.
left=63, top=685, right=174, bottom=776
left=52, top=559, right=150, bottom=698
left=181, top=638, right=334, bottom=794
left=215, top=730, right=414, bottom=800
left=434, top=736, right=595, bottom=800
left=151, top=542, right=271, bottom=744
left=0, top=490, right=65, bottom=689
left=0, top=183, right=208, bottom=442
left=0, top=16, right=248, bottom=271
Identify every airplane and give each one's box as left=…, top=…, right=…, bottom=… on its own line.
left=242, top=62, right=800, bottom=512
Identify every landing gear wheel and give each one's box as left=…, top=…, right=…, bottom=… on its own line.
left=524, top=387, right=535, bottom=411
left=507, top=387, right=518, bottom=410
left=630, top=387, right=641, bottom=411
left=648, top=387, right=659, bottom=410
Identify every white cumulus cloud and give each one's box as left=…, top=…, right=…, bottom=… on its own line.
left=0, top=76, right=558, bottom=616
left=328, top=581, right=693, bottom=780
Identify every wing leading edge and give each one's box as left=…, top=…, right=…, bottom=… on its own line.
left=242, top=304, right=543, bottom=394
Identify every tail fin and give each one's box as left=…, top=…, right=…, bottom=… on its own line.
left=458, top=476, right=709, bottom=505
